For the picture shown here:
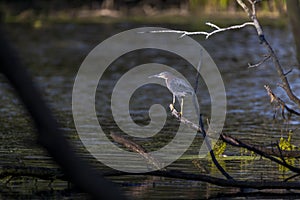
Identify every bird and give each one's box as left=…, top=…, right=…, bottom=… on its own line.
left=149, top=71, right=199, bottom=117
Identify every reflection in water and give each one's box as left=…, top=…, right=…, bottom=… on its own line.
left=1, top=23, right=300, bottom=199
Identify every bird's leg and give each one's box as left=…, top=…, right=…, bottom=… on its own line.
left=170, top=94, right=175, bottom=111
left=180, top=97, right=184, bottom=117
left=173, top=94, right=176, bottom=105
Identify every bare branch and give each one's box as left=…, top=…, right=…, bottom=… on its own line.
left=236, top=0, right=300, bottom=107
left=248, top=54, right=271, bottom=68
left=203, top=22, right=255, bottom=39
left=170, top=105, right=233, bottom=179
left=221, top=133, right=300, bottom=174
left=106, top=170, right=300, bottom=190
left=143, top=1, right=300, bottom=107
left=205, top=22, right=220, bottom=29
left=170, top=106, right=300, bottom=173
left=284, top=68, right=293, bottom=76
left=110, top=132, right=163, bottom=170
left=142, top=22, right=255, bottom=39
left=264, top=85, right=300, bottom=117
left=198, top=114, right=233, bottom=180
left=284, top=173, right=300, bottom=182
left=4, top=165, right=300, bottom=191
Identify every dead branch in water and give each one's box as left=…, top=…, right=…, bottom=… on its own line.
left=110, top=132, right=163, bottom=170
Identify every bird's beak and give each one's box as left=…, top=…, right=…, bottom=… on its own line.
left=148, top=74, right=159, bottom=78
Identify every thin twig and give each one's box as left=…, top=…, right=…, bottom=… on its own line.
left=284, top=68, right=293, bottom=76
left=248, top=54, right=271, bottom=68
left=276, top=142, right=287, bottom=165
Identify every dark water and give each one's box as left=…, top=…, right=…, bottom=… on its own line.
left=1, top=22, right=300, bottom=199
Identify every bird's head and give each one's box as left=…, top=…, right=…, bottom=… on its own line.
left=148, top=71, right=171, bottom=80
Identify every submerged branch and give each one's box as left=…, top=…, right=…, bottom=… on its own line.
left=105, top=170, right=300, bottom=190
left=169, top=107, right=300, bottom=173
left=0, top=166, right=66, bottom=181
left=220, top=134, right=300, bottom=174
left=3, top=165, right=300, bottom=191
left=110, top=132, right=163, bottom=170
left=170, top=105, right=233, bottom=179
left=198, top=114, right=233, bottom=180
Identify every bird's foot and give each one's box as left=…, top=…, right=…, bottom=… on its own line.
left=169, top=104, right=175, bottom=111
left=179, top=112, right=182, bottom=118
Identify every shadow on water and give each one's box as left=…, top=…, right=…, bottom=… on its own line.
left=1, top=22, right=300, bottom=199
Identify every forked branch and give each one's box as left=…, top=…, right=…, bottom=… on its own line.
left=171, top=108, right=300, bottom=173
left=236, top=0, right=300, bottom=107
left=143, top=21, right=254, bottom=39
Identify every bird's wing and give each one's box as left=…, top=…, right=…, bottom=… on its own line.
left=169, top=78, right=194, bottom=96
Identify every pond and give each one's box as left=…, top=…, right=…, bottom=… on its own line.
left=1, top=22, right=300, bottom=199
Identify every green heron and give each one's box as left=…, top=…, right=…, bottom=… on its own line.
left=149, top=71, right=198, bottom=117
